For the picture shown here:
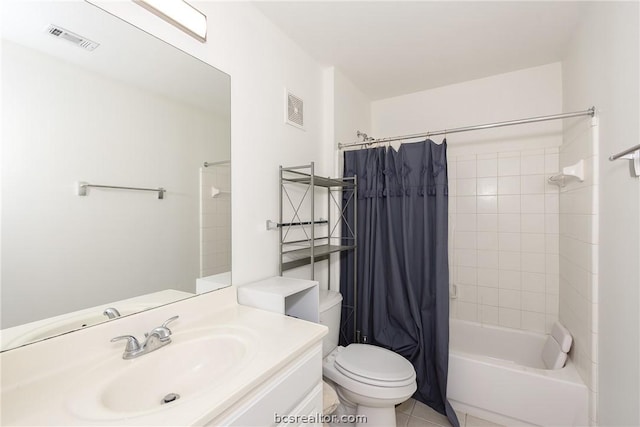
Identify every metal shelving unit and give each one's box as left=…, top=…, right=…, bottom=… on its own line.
left=278, top=162, right=357, bottom=294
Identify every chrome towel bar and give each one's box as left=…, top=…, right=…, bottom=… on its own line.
left=76, top=182, right=166, bottom=199
left=609, top=144, right=640, bottom=177
left=609, top=144, right=640, bottom=161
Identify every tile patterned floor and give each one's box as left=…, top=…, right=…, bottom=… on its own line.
left=395, top=399, right=504, bottom=427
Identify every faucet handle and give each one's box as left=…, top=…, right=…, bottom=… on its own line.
left=111, top=335, right=141, bottom=352
left=162, top=315, right=179, bottom=328
left=147, top=316, right=180, bottom=342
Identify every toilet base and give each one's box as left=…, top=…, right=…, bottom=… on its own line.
left=325, top=379, right=401, bottom=427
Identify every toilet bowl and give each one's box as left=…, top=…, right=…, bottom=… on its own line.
left=320, top=290, right=417, bottom=427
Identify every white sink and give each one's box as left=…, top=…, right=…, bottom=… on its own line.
left=67, top=326, right=255, bottom=420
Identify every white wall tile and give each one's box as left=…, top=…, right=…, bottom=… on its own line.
left=521, top=175, right=546, bottom=194
left=522, top=195, right=545, bottom=213
left=457, top=284, right=478, bottom=303
left=455, top=231, right=477, bottom=249
left=457, top=301, right=478, bottom=322
left=498, top=214, right=521, bottom=232
left=522, top=291, right=546, bottom=313
left=477, top=177, right=498, bottom=195
left=477, top=196, right=498, bottom=214
left=498, top=232, right=521, bottom=252
left=499, top=270, right=521, bottom=290
left=498, top=157, right=521, bottom=176
left=499, top=307, right=521, bottom=328
left=477, top=232, right=499, bottom=251
left=477, top=268, right=499, bottom=287
left=521, top=214, right=545, bottom=233
left=498, top=176, right=521, bottom=194
left=476, top=250, right=499, bottom=269
left=450, top=145, right=562, bottom=336
left=457, top=178, right=477, bottom=196
left=456, top=214, right=477, bottom=231
left=457, top=266, right=477, bottom=285
left=545, top=153, right=559, bottom=173
left=499, top=289, right=521, bottom=309
left=479, top=305, right=500, bottom=325
left=457, top=196, right=477, bottom=214
left=477, top=214, right=498, bottom=232
left=478, top=286, right=499, bottom=306
left=521, top=155, right=545, bottom=175
left=545, top=194, right=559, bottom=214
left=522, top=233, right=546, bottom=253
left=477, top=158, right=497, bottom=177
left=457, top=160, right=477, bottom=178
left=522, top=272, right=546, bottom=293
left=456, top=249, right=477, bottom=267
left=498, top=195, right=521, bottom=213
left=545, top=214, right=559, bottom=234
left=499, top=251, right=522, bottom=271
left=521, top=252, right=546, bottom=273
left=447, top=160, right=457, bottom=179
left=521, top=311, right=546, bottom=333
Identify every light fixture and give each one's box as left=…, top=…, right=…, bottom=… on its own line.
left=134, top=0, right=207, bottom=42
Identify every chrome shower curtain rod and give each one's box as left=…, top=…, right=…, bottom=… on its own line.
left=338, top=107, right=596, bottom=149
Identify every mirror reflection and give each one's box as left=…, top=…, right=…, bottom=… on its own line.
left=1, top=0, right=231, bottom=351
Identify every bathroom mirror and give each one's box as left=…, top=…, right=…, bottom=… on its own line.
left=1, top=0, right=231, bottom=351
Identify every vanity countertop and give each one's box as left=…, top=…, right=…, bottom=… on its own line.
left=0, top=286, right=327, bottom=425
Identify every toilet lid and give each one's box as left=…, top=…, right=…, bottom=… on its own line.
left=335, top=344, right=415, bottom=387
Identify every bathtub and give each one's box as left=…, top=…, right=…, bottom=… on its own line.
left=447, top=320, right=588, bottom=426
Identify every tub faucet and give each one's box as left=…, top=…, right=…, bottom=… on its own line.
left=103, top=307, right=121, bottom=319
left=111, top=316, right=179, bottom=359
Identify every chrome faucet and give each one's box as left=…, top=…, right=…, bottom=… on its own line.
left=111, top=316, right=179, bottom=359
left=103, top=307, right=121, bottom=319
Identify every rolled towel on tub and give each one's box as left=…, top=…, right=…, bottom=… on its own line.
left=542, top=321, right=573, bottom=369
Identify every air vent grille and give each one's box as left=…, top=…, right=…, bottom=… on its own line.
left=45, top=25, right=100, bottom=51
left=286, top=91, right=304, bottom=129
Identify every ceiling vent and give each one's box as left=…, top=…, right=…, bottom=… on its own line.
left=285, top=90, right=304, bottom=130
left=44, top=25, right=100, bottom=51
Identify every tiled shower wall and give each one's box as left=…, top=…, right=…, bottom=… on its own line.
left=449, top=148, right=560, bottom=333
left=559, top=117, right=599, bottom=424
left=200, top=166, right=232, bottom=278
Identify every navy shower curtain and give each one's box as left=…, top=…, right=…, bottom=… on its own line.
left=340, top=139, right=458, bottom=427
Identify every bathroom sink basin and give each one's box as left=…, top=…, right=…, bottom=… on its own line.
left=67, top=327, right=254, bottom=419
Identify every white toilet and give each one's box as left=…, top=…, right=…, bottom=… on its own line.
left=319, top=290, right=417, bottom=426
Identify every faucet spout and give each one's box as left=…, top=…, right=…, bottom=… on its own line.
left=103, top=307, right=121, bottom=319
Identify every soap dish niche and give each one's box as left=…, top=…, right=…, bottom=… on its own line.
left=548, top=159, right=584, bottom=187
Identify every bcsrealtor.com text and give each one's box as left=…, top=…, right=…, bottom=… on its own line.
left=274, top=413, right=368, bottom=424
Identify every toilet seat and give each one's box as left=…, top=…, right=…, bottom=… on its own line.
left=334, top=344, right=416, bottom=388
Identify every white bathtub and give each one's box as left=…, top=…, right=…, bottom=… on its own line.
left=447, top=320, right=588, bottom=426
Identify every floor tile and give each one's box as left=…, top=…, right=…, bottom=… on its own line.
left=454, top=411, right=467, bottom=427
left=396, top=412, right=410, bottom=427
left=407, top=416, right=442, bottom=427
left=396, top=398, right=416, bottom=415
left=411, top=401, right=453, bottom=427
left=465, top=415, right=504, bottom=427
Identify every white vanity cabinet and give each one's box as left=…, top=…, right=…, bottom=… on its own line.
left=208, top=344, right=323, bottom=426
left=0, top=286, right=327, bottom=427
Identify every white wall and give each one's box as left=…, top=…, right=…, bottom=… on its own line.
left=371, top=64, right=564, bottom=333
left=90, top=1, right=333, bottom=287
left=328, top=67, right=371, bottom=292
left=562, top=2, right=640, bottom=425
left=2, top=41, right=223, bottom=326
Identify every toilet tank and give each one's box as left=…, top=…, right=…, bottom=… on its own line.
left=319, top=290, right=343, bottom=358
